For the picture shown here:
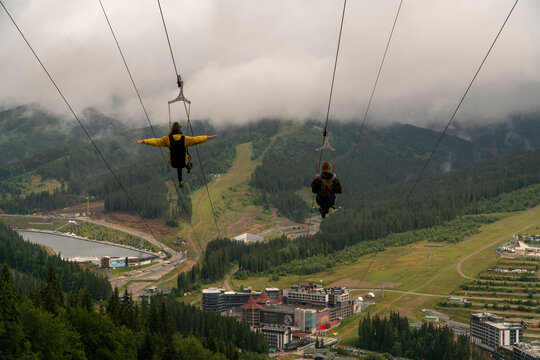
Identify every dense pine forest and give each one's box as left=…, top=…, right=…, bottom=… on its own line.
left=0, top=220, right=268, bottom=359
left=177, top=215, right=496, bottom=292
left=0, top=262, right=268, bottom=360
left=357, top=312, right=489, bottom=360
left=5, top=108, right=540, bottom=294
left=0, top=109, right=281, bottom=222
left=3, top=108, right=540, bottom=225
left=3, top=107, right=540, bottom=359
left=0, top=221, right=111, bottom=300
left=177, top=137, right=540, bottom=290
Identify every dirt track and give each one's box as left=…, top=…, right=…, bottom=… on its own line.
left=456, top=217, right=540, bottom=280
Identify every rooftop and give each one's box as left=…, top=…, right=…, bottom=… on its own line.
left=286, top=283, right=347, bottom=295
left=514, top=342, right=540, bottom=356
left=472, top=312, right=522, bottom=330
left=202, top=287, right=224, bottom=294
left=240, top=296, right=262, bottom=310
left=255, top=290, right=278, bottom=305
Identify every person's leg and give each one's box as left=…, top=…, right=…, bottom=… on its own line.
left=315, top=194, right=323, bottom=208
left=177, top=168, right=183, bottom=187
left=318, top=195, right=331, bottom=218
left=315, top=194, right=324, bottom=217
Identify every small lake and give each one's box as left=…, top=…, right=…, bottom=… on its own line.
left=17, top=229, right=157, bottom=262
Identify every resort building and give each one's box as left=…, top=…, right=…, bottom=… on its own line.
left=470, top=313, right=523, bottom=353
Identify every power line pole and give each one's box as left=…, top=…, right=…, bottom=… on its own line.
left=380, top=280, right=384, bottom=298
left=426, top=254, right=430, bottom=271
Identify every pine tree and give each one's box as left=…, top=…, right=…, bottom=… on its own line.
left=147, top=299, right=159, bottom=334
left=81, top=286, right=93, bottom=312
left=40, top=262, right=64, bottom=315
left=106, top=287, right=121, bottom=323
left=67, top=291, right=80, bottom=310
left=0, top=263, right=24, bottom=359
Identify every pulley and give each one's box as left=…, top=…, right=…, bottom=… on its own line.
left=315, top=126, right=336, bottom=173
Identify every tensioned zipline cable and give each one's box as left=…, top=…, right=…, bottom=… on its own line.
left=345, top=0, right=404, bottom=180
left=404, top=0, right=519, bottom=203
left=97, top=0, right=205, bottom=255
left=298, top=0, right=347, bottom=285
left=0, top=0, right=166, bottom=253
left=157, top=0, right=222, bottom=240
left=332, top=0, right=404, bottom=287
left=358, top=0, right=520, bottom=283
left=322, top=0, right=347, bottom=133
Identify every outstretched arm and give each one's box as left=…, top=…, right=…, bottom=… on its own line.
left=135, top=136, right=169, bottom=147
left=185, top=134, right=218, bottom=147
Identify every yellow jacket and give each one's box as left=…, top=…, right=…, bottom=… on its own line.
left=142, top=134, right=210, bottom=166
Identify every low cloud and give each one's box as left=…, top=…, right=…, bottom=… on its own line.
left=1, top=0, right=539, bottom=129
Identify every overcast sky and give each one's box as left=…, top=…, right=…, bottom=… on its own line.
left=1, top=0, right=539, bottom=130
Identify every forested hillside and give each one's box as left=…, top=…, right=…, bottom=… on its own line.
left=452, top=111, right=540, bottom=158
left=0, top=262, right=268, bottom=360
left=178, top=146, right=540, bottom=290
left=357, top=312, right=488, bottom=360
left=0, top=221, right=111, bottom=299
left=0, top=219, right=268, bottom=359
left=2, top=105, right=540, bottom=227
left=0, top=108, right=281, bottom=222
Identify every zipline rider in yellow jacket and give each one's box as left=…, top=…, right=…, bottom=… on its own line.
left=136, top=122, right=217, bottom=188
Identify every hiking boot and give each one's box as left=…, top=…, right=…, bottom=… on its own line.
left=179, top=181, right=184, bottom=188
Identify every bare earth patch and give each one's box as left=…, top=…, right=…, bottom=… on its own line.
left=62, top=201, right=177, bottom=237
left=223, top=209, right=260, bottom=236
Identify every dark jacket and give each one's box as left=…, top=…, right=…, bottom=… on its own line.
left=311, top=171, right=342, bottom=197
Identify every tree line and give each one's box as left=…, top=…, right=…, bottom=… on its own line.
left=357, top=312, right=489, bottom=360
left=177, top=216, right=494, bottom=292
left=0, top=120, right=281, bottom=222
left=177, top=143, right=540, bottom=291
left=0, top=221, right=111, bottom=300
left=0, top=261, right=268, bottom=360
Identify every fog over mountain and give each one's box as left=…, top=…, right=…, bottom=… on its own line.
left=1, top=0, right=539, bottom=129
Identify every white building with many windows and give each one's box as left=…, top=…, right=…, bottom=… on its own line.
left=470, top=313, right=522, bottom=353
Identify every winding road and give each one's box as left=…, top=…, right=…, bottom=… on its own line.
left=456, top=218, right=540, bottom=280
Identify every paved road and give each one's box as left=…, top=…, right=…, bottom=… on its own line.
left=87, top=218, right=179, bottom=258
left=5, top=214, right=184, bottom=297
left=86, top=218, right=187, bottom=297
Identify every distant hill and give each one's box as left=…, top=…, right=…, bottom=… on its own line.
left=451, top=111, right=540, bottom=159
left=2, top=105, right=540, bottom=224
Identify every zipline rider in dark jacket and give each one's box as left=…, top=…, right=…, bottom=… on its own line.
left=136, top=122, right=217, bottom=188
left=310, top=161, right=342, bottom=219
